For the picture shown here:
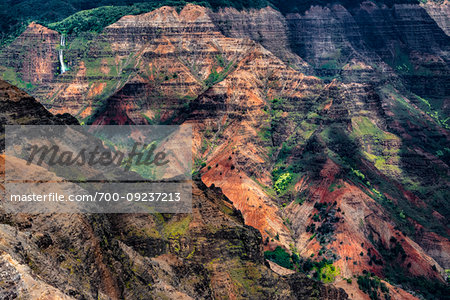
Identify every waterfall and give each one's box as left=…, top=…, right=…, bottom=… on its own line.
left=59, top=35, right=67, bottom=74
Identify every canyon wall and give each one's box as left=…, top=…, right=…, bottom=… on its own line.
left=0, top=79, right=349, bottom=299
left=0, top=2, right=449, bottom=299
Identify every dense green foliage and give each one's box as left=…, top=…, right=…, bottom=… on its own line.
left=274, top=172, right=293, bottom=194
left=48, top=4, right=159, bottom=35
left=264, top=246, right=293, bottom=269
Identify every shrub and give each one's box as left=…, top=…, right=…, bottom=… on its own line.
left=274, top=172, right=292, bottom=194
left=264, top=246, right=293, bottom=269
left=357, top=273, right=390, bottom=300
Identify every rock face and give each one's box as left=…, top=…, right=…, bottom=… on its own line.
left=421, top=1, right=450, bottom=36
left=0, top=80, right=349, bottom=299
left=0, top=79, right=76, bottom=125
left=0, top=23, right=60, bottom=85
left=0, top=79, right=78, bottom=150
left=0, top=2, right=449, bottom=299
left=286, top=2, right=449, bottom=114
left=209, top=6, right=310, bottom=73
left=208, top=2, right=450, bottom=115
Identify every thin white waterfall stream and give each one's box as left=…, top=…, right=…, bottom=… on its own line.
left=59, top=34, right=67, bottom=74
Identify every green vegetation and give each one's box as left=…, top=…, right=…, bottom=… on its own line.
left=377, top=86, right=450, bottom=238
left=351, top=116, right=401, bottom=175
left=162, top=215, right=192, bottom=239
left=317, top=94, right=447, bottom=242
left=389, top=46, right=413, bottom=75
left=318, top=49, right=345, bottom=71
left=203, top=57, right=234, bottom=88
left=309, top=202, right=340, bottom=247
left=126, top=226, right=161, bottom=239
left=351, top=168, right=366, bottom=181
left=258, top=82, right=446, bottom=297
left=414, top=95, right=450, bottom=129
left=321, top=124, right=359, bottom=161
left=228, top=263, right=261, bottom=295
left=264, top=245, right=341, bottom=284
left=1, top=67, right=36, bottom=91
left=274, top=172, right=293, bottom=194
left=223, top=258, right=283, bottom=298
left=357, top=272, right=390, bottom=300
left=48, top=5, right=157, bottom=35
left=264, top=246, right=293, bottom=269
left=301, top=258, right=339, bottom=283
left=351, top=117, right=397, bottom=141
left=261, top=94, right=329, bottom=200
left=318, top=263, right=340, bottom=283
